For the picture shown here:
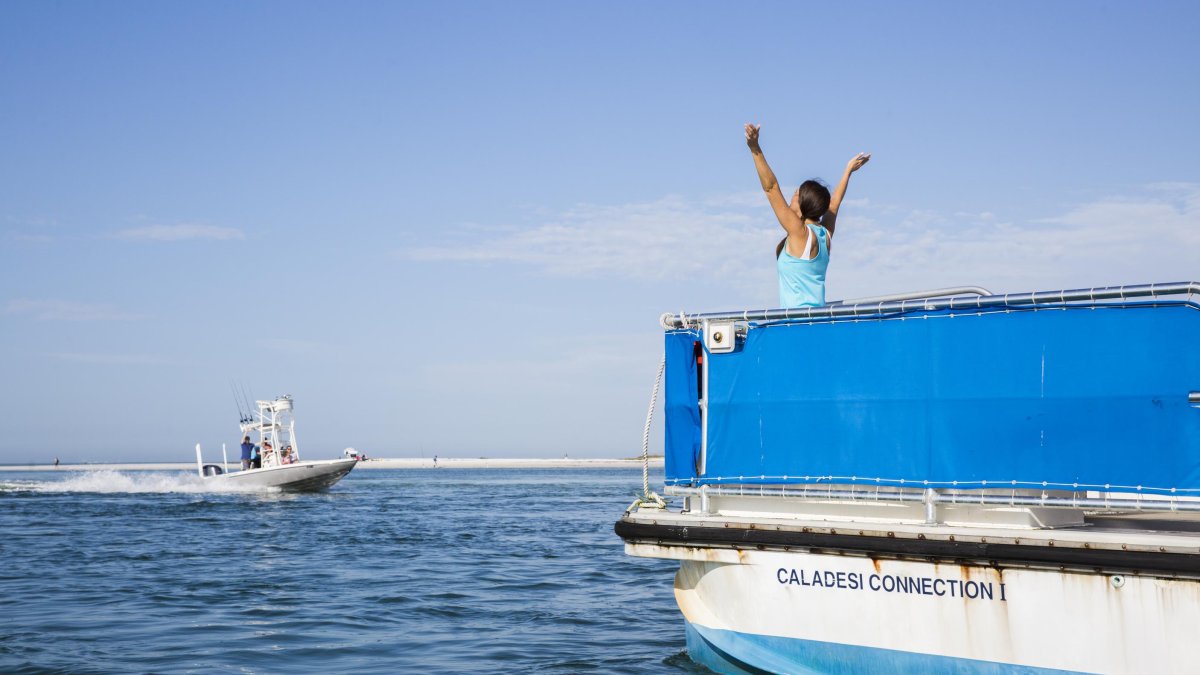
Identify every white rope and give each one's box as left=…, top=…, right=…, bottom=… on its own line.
left=628, top=354, right=667, bottom=512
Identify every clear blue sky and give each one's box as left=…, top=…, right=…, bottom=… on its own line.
left=2, top=1, right=1198, bottom=462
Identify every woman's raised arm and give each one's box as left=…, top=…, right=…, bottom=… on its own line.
left=824, top=152, right=871, bottom=235
left=746, top=124, right=803, bottom=235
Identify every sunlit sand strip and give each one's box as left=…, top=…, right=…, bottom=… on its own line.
left=1, top=457, right=664, bottom=472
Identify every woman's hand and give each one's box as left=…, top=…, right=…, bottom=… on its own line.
left=827, top=152, right=871, bottom=231
left=846, top=152, right=871, bottom=173
left=745, top=123, right=761, bottom=149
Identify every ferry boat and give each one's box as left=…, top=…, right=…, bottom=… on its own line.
left=195, top=395, right=357, bottom=491
left=616, top=282, right=1200, bottom=674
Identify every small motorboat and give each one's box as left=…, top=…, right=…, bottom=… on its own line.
left=195, top=395, right=357, bottom=491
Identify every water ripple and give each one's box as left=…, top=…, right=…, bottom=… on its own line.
left=0, top=467, right=692, bottom=672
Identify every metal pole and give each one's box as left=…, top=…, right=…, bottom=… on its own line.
left=290, top=418, right=299, bottom=462
left=666, top=484, right=1200, bottom=514
left=660, top=281, right=1200, bottom=329
left=830, top=287, right=994, bottom=306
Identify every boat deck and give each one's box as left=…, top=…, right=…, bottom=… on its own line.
left=618, top=506, right=1200, bottom=577
left=1086, top=510, right=1200, bottom=536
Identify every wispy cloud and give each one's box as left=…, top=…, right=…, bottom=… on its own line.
left=9, top=232, right=57, bottom=243
left=5, top=214, right=59, bottom=228
left=831, top=182, right=1200, bottom=297
left=421, top=333, right=652, bottom=384
left=112, top=223, right=245, bottom=241
left=5, top=215, right=61, bottom=243
left=402, top=183, right=1200, bottom=300
left=47, top=352, right=172, bottom=365
left=257, top=338, right=323, bottom=355
left=4, top=299, right=143, bottom=321
left=404, top=194, right=775, bottom=281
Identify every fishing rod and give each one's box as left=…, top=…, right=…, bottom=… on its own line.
left=238, top=381, right=255, bottom=424
left=230, top=380, right=247, bottom=424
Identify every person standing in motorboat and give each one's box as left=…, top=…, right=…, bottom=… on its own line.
left=251, top=442, right=263, bottom=469
left=240, top=436, right=254, bottom=471
left=260, top=441, right=273, bottom=468
left=744, top=123, right=870, bottom=308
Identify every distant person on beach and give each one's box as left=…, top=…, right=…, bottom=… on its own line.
left=54, top=457, right=59, bottom=468
left=240, top=436, right=253, bottom=471
left=433, top=455, right=438, bottom=468
left=745, top=123, right=870, bottom=308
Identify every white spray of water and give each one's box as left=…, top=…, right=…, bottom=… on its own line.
left=2, top=470, right=273, bottom=495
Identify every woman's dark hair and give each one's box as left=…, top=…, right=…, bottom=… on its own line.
left=798, top=179, right=830, bottom=221
left=775, top=180, right=831, bottom=258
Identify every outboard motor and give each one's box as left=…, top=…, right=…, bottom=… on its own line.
left=202, top=464, right=225, bottom=477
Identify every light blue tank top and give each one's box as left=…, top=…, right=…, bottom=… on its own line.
left=777, top=223, right=829, bottom=308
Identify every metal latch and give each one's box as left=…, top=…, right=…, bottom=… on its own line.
left=703, top=320, right=738, bottom=354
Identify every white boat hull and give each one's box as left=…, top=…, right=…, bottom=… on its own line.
left=207, top=458, right=357, bottom=491
left=628, top=542, right=1200, bottom=674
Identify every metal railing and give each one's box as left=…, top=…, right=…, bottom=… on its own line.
left=828, top=286, right=994, bottom=306
left=661, top=281, right=1200, bottom=330
left=666, top=484, right=1200, bottom=514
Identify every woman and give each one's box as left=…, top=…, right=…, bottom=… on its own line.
left=745, top=123, right=870, bottom=308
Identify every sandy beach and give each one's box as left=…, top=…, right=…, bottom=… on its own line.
left=0, top=457, right=664, bottom=472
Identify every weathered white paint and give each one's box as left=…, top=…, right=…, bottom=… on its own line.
left=652, top=546, right=1200, bottom=674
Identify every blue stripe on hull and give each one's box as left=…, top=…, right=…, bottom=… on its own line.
left=684, top=622, right=1088, bottom=675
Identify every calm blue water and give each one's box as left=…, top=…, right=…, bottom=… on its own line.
left=0, top=467, right=700, bottom=673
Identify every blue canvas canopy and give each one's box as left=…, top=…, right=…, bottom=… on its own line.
left=664, top=300, right=1200, bottom=494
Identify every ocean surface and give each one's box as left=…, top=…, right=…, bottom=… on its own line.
left=0, top=467, right=699, bottom=673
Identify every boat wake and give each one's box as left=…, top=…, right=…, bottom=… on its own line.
left=1, top=470, right=273, bottom=495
